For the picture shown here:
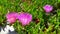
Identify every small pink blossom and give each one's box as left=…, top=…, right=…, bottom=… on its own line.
left=18, top=12, right=32, bottom=26
left=6, top=12, right=18, bottom=24
left=43, top=5, right=53, bottom=13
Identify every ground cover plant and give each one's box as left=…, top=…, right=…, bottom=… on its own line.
left=0, top=0, right=59, bottom=34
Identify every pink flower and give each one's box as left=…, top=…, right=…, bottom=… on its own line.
left=6, top=12, right=18, bottom=24
left=18, top=12, right=32, bottom=26
left=43, top=5, right=53, bottom=13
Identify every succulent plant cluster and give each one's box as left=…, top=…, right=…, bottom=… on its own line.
left=0, top=0, right=59, bottom=34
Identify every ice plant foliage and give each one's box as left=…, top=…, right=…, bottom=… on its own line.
left=6, top=12, right=18, bottom=24
left=18, top=12, right=32, bottom=26
left=43, top=5, right=53, bottom=13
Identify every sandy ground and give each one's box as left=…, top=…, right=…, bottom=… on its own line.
left=0, top=26, right=17, bottom=34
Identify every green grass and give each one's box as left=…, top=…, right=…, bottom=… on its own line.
left=0, top=0, right=59, bottom=34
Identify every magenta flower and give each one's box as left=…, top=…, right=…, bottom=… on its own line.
left=43, top=5, right=53, bottom=13
left=18, top=12, right=32, bottom=26
left=6, top=12, right=18, bottom=24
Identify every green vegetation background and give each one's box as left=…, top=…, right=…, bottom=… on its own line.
left=0, top=0, right=59, bottom=34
